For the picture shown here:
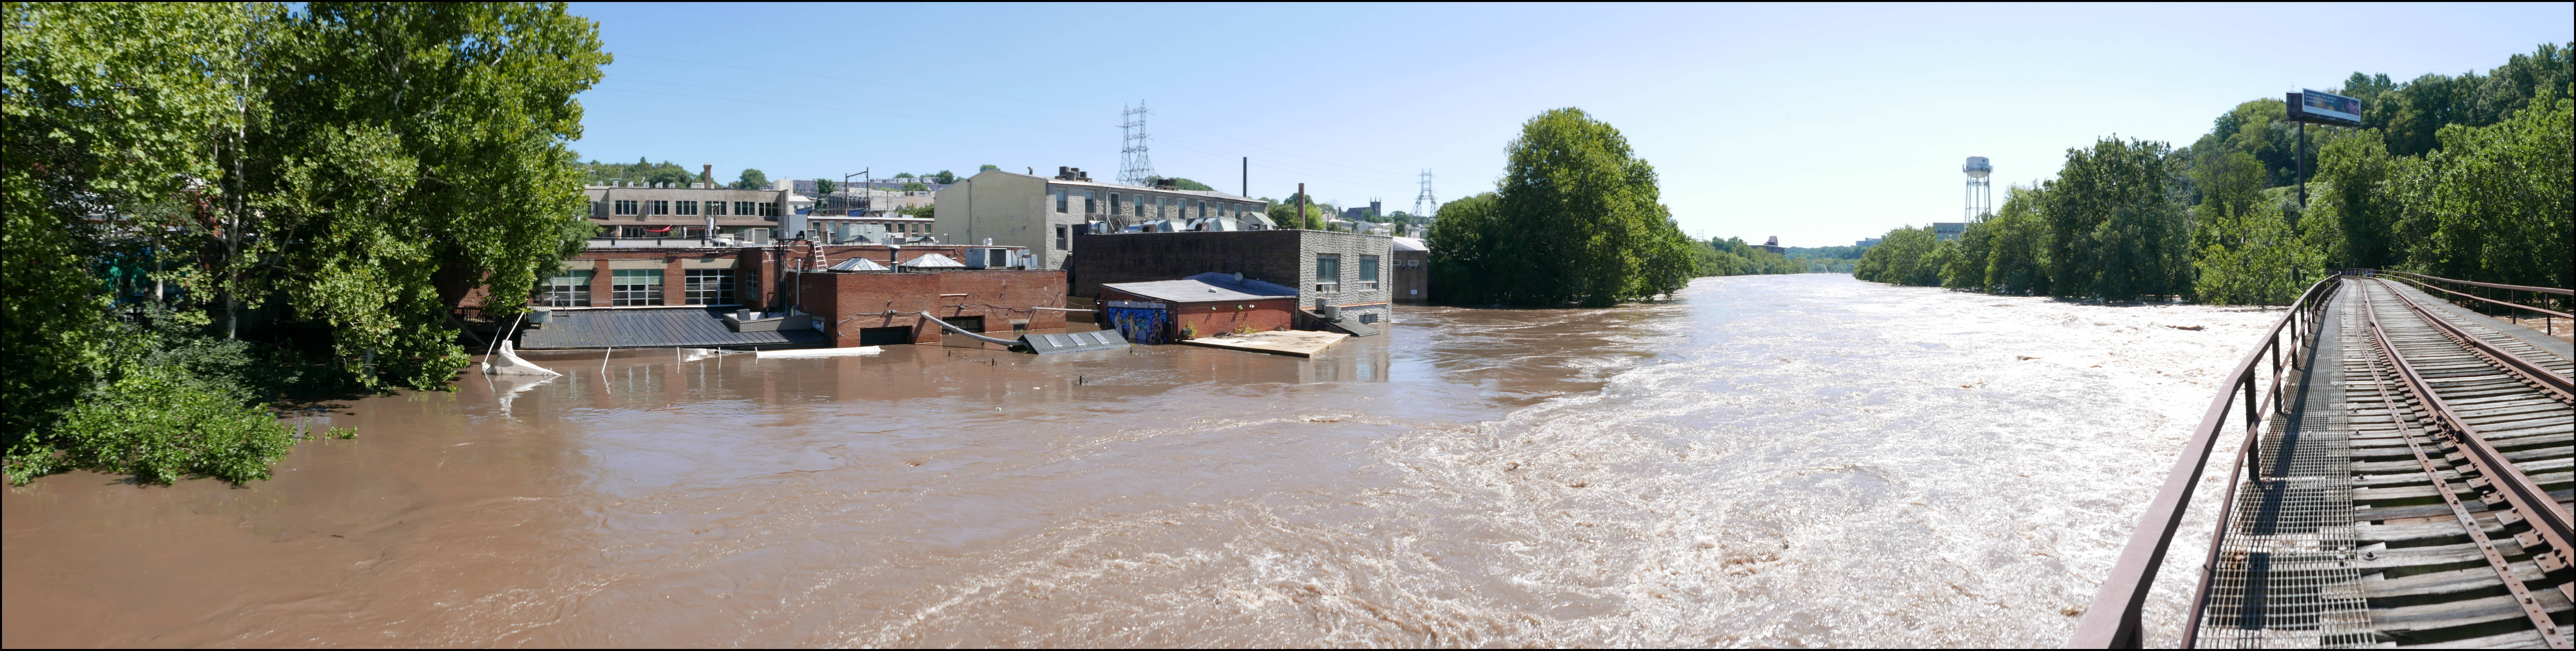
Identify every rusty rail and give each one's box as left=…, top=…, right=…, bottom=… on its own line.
left=2068, top=275, right=2341, bottom=649
left=2379, top=279, right=2574, bottom=399
left=2376, top=271, right=2572, bottom=336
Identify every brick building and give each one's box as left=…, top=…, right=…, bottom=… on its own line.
left=793, top=267, right=1068, bottom=346
left=1096, top=273, right=1299, bottom=344
left=1070, top=229, right=1394, bottom=327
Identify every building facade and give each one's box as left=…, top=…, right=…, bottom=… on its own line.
left=932, top=167, right=1271, bottom=271
left=1389, top=236, right=1429, bottom=304
left=584, top=183, right=799, bottom=243
left=1069, top=229, right=1394, bottom=326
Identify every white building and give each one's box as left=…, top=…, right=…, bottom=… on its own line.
left=932, top=167, right=1272, bottom=270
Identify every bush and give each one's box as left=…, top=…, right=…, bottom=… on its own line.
left=8, top=367, right=296, bottom=486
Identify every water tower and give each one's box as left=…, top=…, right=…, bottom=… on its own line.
left=1962, top=156, right=1993, bottom=221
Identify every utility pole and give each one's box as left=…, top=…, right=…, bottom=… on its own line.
left=1296, top=183, right=1306, bottom=231
left=1413, top=169, right=1436, bottom=221
left=1119, top=101, right=1156, bottom=186
left=1241, top=157, right=1248, bottom=197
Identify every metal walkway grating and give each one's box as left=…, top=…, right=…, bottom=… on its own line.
left=2195, top=292, right=2376, bottom=649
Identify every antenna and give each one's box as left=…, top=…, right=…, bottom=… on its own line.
left=1412, top=169, right=1436, bottom=219
left=1118, top=101, right=1156, bottom=186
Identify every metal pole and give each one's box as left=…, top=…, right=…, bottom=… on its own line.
left=2296, top=120, right=2308, bottom=209
left=1241, top=157, right=1248, bottom=197
left=1297, top=183, right=1306, bottom=231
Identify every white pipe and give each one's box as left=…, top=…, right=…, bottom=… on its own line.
left=917, top=312, right=1021, bottom=346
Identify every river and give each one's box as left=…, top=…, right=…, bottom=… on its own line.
left=3, top=274, right=2281, bottom=647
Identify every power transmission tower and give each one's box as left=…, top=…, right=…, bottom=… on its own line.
left=1412, top=169, right=1436, bottom=219
left=1118, top=101, right=1156, bottom=186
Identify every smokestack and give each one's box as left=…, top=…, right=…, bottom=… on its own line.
left=700, top=164, right=714, bottom=186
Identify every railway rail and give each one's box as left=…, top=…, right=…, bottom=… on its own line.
left=2076, top=275, right=2574, bottom=649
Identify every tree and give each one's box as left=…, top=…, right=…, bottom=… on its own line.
left=1982, top=185, right=2052, bottom=294
left=978, top=164, right=999, bottom=172
left=1434, top=108, right=1692, bottom=306
left=814, top=179, right=835, bottom=195
left=2397, top=91, right=2573, bottom=288
left=2044, top=137, right=2190, bottom=300
left=893, top=172, right=914, bottom=179
left=1148, top=176, right=1214, bottom=191
left=1852, top=226, right=1941, bottom=286
left=932, top=169, right=956, bottom=184
left=899, top=181, right=927, bottom=191
left=733, top=168, right=769, bottom=190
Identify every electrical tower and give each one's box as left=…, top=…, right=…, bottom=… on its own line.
left=1412, top=169, right=1436, bottom=218
left=1118, top=101, right=1156, bottom=186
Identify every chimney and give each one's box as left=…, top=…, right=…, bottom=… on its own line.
left=701, top=164, right=715, bottom=186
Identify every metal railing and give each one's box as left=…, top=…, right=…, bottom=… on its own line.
left=2374, top=270, right=2572, bottom=336
left=2069, top=275, right=2342, bottom=649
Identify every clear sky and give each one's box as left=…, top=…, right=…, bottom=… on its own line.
left=568, top=2, right=2572, bottom=247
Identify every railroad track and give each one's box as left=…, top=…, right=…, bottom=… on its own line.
left=2328, top=278, right=2573, bottom=648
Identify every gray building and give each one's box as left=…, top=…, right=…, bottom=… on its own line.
left=585, top=182, right=799, bottom=244
left=933, top=167, right=1272, bottom=271
left=1069, top=229, right=1396, bottom=326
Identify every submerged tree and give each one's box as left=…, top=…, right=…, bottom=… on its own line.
left=1432, top=108, right=1694, bottom=306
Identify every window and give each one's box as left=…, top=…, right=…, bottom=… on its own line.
left=649, top=200, right=670, bottom=215
left=1055, top=189, right=1069, bottom=213
left=611, top=269, right=664, bottom=306
left=1083, top=191, right=1097, bottom=213
left=735, top=201, right=756, bottom=215
left=986, top=249, right=1009, bottom=268
left=1055, top=225, right=1070, bottom=250
left=538, top=270, right=592, bottom=307
left=614, top=199, right=639, bottom=215
left=1109, top=194, right=1121, bottom=214
left=1314, top=254, right=1341, bottom=292
left=758, top=202, right=777, bottom=216
left=1197, top=201, right=1206, bottom=218
left=590, top=200, right=604, bottom=218
left=683, top=269, right=734, bottom=305
left=704, top=200, right=726, bottom=216
left=676, top=200, right=699, bottom=216
left=1359, top=255, right=1380, bottom=289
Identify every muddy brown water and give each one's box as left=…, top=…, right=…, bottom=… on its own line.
left=4, top=275, right=2282, bottom=647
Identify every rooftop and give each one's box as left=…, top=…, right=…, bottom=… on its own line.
left=1100, top=272, right=1299, bottom=304
left=520, top=307, right=827, bottom=350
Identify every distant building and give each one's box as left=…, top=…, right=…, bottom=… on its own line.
left=1856, top=237, right=1883, bottom=247
left=1754, top=236, right=1785, bottom=255
left=584, top=182, right=796, bottom=244
left=807, top=214, right=936, bottom=243
left=933, top=167, right=1272, bottom=271
left=1932, top=223, right=1967, bottom=241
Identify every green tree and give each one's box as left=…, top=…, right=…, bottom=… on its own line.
left=733, top=167, right=769, bottom=190
left=2397, top=91, right=2573, bottom=288
left=2044, top=137, right=2190, bottom=300
left=1439, top=108, right=1692, bottom=306
left=1852, top=226, right=1941, bottom=286
left=932, top=169, right=956, bottom=184
left=899, top=181, right=927, bottom=191
left=2194, top=196, right=2323, bottom=305
left=977, top=164, right=999, bottom=172
left=814, top=178, right=835, bottom=195
left=2307, top=136, right=2401, bottom=268
left=1982, top=185, right=2053, bottom=294
left=1148, top=176, right=1214, bottom=191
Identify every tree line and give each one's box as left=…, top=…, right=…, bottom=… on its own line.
left=1858, top=43, right=2572, bottom=303
left=4, top=3, right=607, bottom=484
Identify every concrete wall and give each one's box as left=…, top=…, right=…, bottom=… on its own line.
left=795, top=270, right=1067, bottom=346
left=1391, top=249, right=1430, bottom=304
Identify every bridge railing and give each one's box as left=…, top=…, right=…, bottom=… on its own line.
left=2371, top=270, right=2571, bottom=337
left=2069, top=274, right=2343, bottom=649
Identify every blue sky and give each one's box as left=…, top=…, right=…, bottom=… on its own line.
left=568, top=2, right=2572, bottom=247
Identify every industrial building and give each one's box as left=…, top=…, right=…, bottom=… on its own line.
left=931, top=167, right=1274, bottom=271
left=584, top=173, right=799, bottom=244
left=1069, top=228, right=1394, bottom=328
left=1390, top=237, right=1429, bottom=304
left=1095, top=273, right=1300, bottom=344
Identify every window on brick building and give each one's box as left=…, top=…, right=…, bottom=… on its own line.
left=683, top=269, right=735, bottom=305
left=650, top=200, right=670, bottom=215
left=1358, top=255, right=1380, bottom=289
left=537, top=270, right=592, bottom=307
left=614, top=199, right=638, bottom=215
left=611, top=269, right=664, bottom=306
left=1314, top=254, right=1341, bottom=292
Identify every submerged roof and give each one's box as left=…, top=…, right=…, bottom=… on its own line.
left=1100, top=272, right=1299, bottom=304
left=829, top=256, right=891, bottom=271
left=520, top=307, right=827, bottom=349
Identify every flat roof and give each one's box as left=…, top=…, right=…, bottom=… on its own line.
left=1100, top=272, right=1299, bottom=304
left=520, top=307, right=827, bottom=349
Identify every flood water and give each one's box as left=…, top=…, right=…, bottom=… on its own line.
left=4, top=274, right=2283, bottom=648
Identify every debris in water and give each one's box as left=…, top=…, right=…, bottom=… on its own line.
left=2016, top=355, right=2040, bottom=360
left=2167, top=324, right=2205, bottom=331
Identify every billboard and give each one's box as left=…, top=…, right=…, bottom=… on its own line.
left=2296, top=89, right=2362, bottom=124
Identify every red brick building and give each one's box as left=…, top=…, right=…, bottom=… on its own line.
left=1095, top=273, right=1299, bottom=344
left=794, top=268, right=1068, bottom=346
